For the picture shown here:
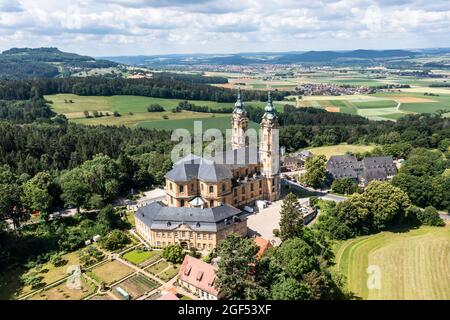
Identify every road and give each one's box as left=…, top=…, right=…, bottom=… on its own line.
left=282, top=178, right=347, bottom=202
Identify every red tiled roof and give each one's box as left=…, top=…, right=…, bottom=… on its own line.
left=156, top=292, right=179, bottom=300
left=178, top=255, right=219, bottom=297
left=254, top=236, right=272, bottom=258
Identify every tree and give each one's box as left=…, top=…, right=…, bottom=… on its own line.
left=162, top=245, right=185, bottom=263
left=22, top=171, right=57, bottom=221
left=0, top=166, right=28, bottom=230
left=20, top=271, right=43, bottom=289
left=331, top=177, right=358, bottom=195
left=271, top=238, right=319, bottom=280
left=363, top=181, right=411, bottom=230
left=99, top=230, right=130, bottom=251
left=216, top=234, right=259, bottom=300
left=147, top=104, right=165, bottom=112
left=416, top=206, right=444, bottom=227
left=301, top=155, right=327, bottom=189
left=271, top=277, right=311, bottom=300
left=87, top=194, right=104, bottom=210
left=60, top=168, right=90, bottom=211
left=334, top=194, right=370, bottom=234
left=279, top=193, right=303, bottom=241
left=50, top=252, right=67, bottom=267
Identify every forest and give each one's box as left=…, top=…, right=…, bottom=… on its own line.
left=0, top=47, right=118, bottom=79
left=0, top=77, right=291, bottom=102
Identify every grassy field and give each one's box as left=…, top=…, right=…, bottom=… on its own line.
left=334, top=226, right=450, bottom=300
left=146, top=260, right=169, bottom=275
left=136, top=114, right=259, bottom=133
left=90, top=260, right=134, bottom=285
left=122, top=249, right=160, bottom=265
left=28, top=277, right=95, bottom=300
left=0, top=251, right=80, bottom=299
left=46, top=94, right=267, bottom=129
left=158, top=264, right=180, bottom=282
left=305, top=144, right=377, bottom=159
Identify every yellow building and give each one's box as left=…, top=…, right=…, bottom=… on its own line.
left=135, top=89, right=280, bottom=250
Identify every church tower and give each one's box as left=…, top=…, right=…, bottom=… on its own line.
left=260, top=91, right=280, bottom=201
left=231, top=87, right=248, bottom=150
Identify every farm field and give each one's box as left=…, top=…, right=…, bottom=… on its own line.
left=136, top=114, right=259, bottom=133
left=112, top=274, right=159, bottom=299
left=90, top=260, right=134, bottom=285
left=334, top=226, right=450, bottom=300
left=299, top=91, right=450, bottom=120
left=305, top=144, right=377, bottom=159
left=28, top=277, right=96, bottom=300
left=46, top=94, right=268, bottom=129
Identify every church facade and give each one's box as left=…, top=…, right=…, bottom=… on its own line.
left=135, top=89, right=280, bottom=250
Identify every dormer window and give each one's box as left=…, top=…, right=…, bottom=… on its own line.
left=167, top=221, right=172, bottom=227
left=196, top=222, right=201, bottom=228
left=196, top=271, right=204, bottom=281
left=184, top=265, right=192, bottom=276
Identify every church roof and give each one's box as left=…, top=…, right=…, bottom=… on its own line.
left=166, top=146, right=261, bottom=182
left=198, top=158, right=233, bottom=182
left=233, top=87, right=246, bottom=114
left=135, top=201, right=245, bottom=232
left=263, top=91, right=276, bottom=120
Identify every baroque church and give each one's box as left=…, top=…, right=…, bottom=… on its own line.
left=135, top=89, right=280, bottom=250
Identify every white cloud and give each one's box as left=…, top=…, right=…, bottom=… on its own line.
left=0, top=0, right=449, bottom=55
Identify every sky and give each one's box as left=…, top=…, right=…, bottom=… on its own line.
left=0, top=0, right=450, bottom=56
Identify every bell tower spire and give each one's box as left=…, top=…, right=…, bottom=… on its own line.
left=231, top=87, right=248, bottom=150
left=259, top=91, right=280, bottom=201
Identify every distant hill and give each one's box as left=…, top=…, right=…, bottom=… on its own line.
left=0, top=47, right=118, bottom=79
left=105, top=49, right=423, bottom=66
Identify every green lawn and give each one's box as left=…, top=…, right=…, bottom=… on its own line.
left=122, top=249, right=160, bottom=265
left=352, top=100, right=398, bottom=109
left=136, top=115, right=260, bottom=133
left=334, top=226, right=450, bottom=300
left=90, top=260, right=134, bottom=285
left=158, top=264, right=180, bottom=282
left=400, top=102, right=450, bottom=113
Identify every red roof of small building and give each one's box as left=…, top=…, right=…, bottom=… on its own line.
left=178, top=255, right=219, bottom=297
left=254, top=236, right=273, bottom=258
left=156, top=291, right=179, bottom=300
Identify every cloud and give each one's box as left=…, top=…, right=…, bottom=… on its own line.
left=0, top=0, right=449, bottom=55
left=0, top=0, right=23, bottom=12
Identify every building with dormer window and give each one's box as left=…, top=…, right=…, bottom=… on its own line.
left=135, top=89, right=280, bottom=250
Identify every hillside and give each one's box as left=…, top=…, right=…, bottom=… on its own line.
left=105, top=49, right=423, bottom=66
left=0, top=47, right=118, bottom=79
